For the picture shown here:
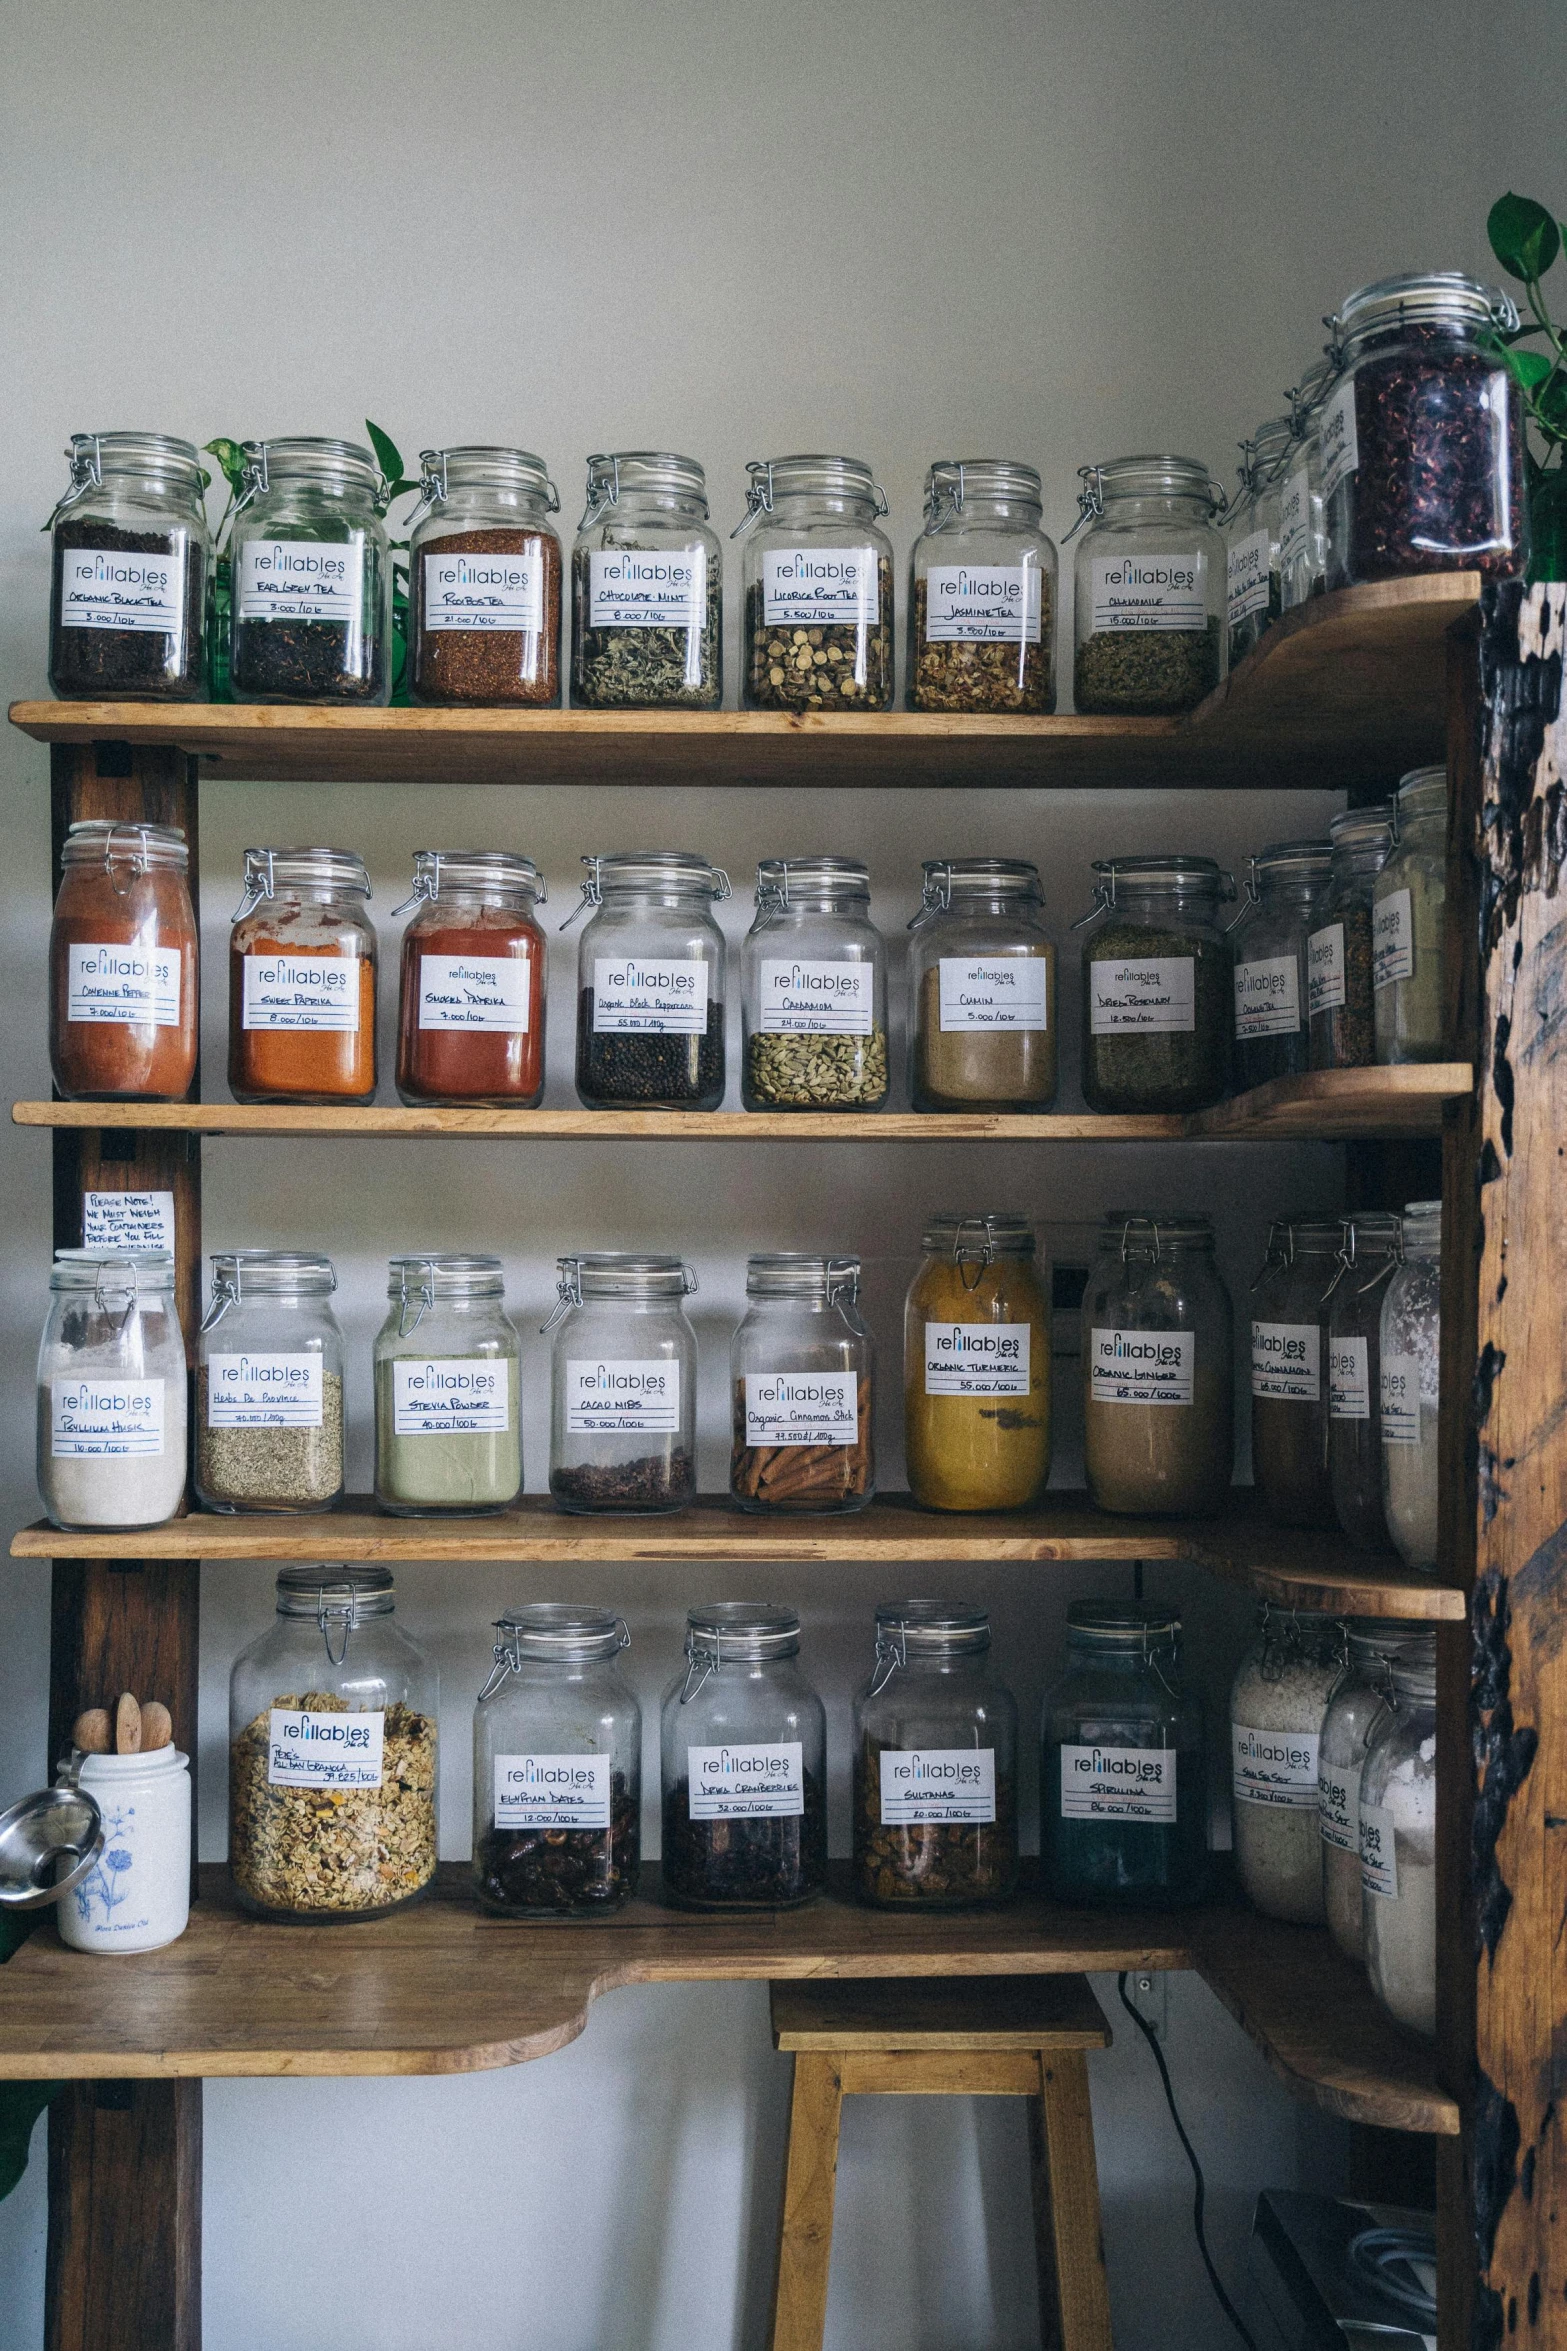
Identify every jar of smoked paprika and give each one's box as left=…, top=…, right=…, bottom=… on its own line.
left=228, top=848, right=377, bottom=1103
left=49, top=821, right=198, bottom=1101
left=393, top=852, right=547, bottom=1106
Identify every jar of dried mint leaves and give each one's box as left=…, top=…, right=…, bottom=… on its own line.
left=731, top=1254, right=874, bottom=1515
left=572, top=452, right=721, bottom=709
left=1076, top=854, right=1235, bottom=1114
left=229, top=1564, right=437, bottom=1922
left=1067, top=454, right=1226, bottom=715
left=408, top=445, right=562, bottom=707
left=229, top=438, right=392, bottom=705
left=568, top=850, right=729, bottom=1110
left=909, top=858, right=1056, bottom=1112
left=854, top=1602, right=1018, bottom=1909
left=736, top=454, right=894, bottom=711
left=903, top=1213, right=1050, bottom=1513
left=547, top=1253, right=698, bottom=1514
left=741, top=858, right=887, bottom=1111
left=195, top=1250, right=344, bottom=1515
left=1306, top=804, right=1393, bottom=1071
left=48, top=432, right=209, bottom=701
left=1223, top=415, right=1290, bottom=670
left=908, top=460, right=1056, bottom=713
left=1229, top=838, right=1332, bottom=1092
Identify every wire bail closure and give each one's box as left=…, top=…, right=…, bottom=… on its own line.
left=316, top=1590, right=361, bottom=1670
left=395, top=1257, right=437, bottom=1340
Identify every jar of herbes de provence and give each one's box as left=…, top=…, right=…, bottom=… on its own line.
left=908, top=461, right=1057, bottom=713
left=572, top=452, right=721, bottom=709
left=229, top=438, right=392, bottom=704
left=741, top=858, right=888, bottom=1111
left=735, top=455, right=894, bottom=712
left=1067, top=454, right=1227, bottom=715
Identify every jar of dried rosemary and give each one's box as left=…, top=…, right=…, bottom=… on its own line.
left=196, top=1250, right=344, bottom=1515
left=735, top=455, right=894, bottom=711
left=1076, top=855, right=1235, bottom=1114
left=908, top=461, right=1056, bottom=713
left=741, top=858, right=887, bottom=1110
left=1066, top=454, right=1227, bottom=715
left=571, top=452, right=721, bottom=708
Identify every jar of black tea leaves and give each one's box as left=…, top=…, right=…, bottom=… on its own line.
left=661, top=1603, right=827, bottom=1909
left=229, top=438, right=392, bottom=705
left=1067, top=455, right=1227, bottom=715
left=566, top=850, right=729, bottom=1110
left=1076, top=854, right=1235, bottom=1114
left=572, top=452, right=721, bottom=709
left=49, top=433, right=210, bottom=702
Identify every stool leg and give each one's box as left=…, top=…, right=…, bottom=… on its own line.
left=766, top=2052, right=844, bottom=2351
left=1029, top=2050, right=1114, bottom=2351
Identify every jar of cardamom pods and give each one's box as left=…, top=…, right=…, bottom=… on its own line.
left=741, top=858, right=888, bottom=1111
left=1081, top=1212, right=1233, bottom=1517
left=1067, top=454, right=1227, bottom=715
left=1076, top=855, right=1235, bottom=1114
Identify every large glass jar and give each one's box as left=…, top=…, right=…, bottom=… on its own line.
left=1360, top=1644, right=1438, bottom=2038
left=228, top=1564, right=437, bottom=1922
left=408, top=446, right=561, bottom=707
left=909, top=859, right=1056, bottom=1111
left=472, top=1604, right=641, bottom=1918
left=37, top=1249, right=187, bottom=1531
left=853, top=1602, right=1018, bottom=1908
left=1082, top=1213, right=1233, bottom=1517
left=1229, top=839, right=1332, bottom=1091
left=394, top=851, right=546, bottom=1107
left=1374, top=766, right=1449, bottom=1065
left=737, top=455, right=894, bottom=712
left=1278, top=359, right=1336, bottom=611
left=1068, top=454, right=1226, bottom=715
left=1077, top=856, right=1235, bottom=1114
left=195, top=1250, right=344, bottom=1515
left=741, top=858, right=887, bottom=1111
left=1381, top=1201, right=1441, bottom=1572
left=908, top=460, right=1057, bottom=714
left=1318, top=1620, right=1407, bottom=1965
left=572, top=452, right=721, bottom=709
left=1249, top=1214, right=1342, bottom=1530
left=228, top=847, right=376, bottom=1103
left=1229, top=1607, right=1340, bottom=1924
left=660, top=1603, right=826, bottom=1909
left=568, top=851, right=729, bottom=1110
left=1322, top=272, right=1527, bottom=589
left=904, top=1213, right=1050, bottom=1512
left=49, top=820, right=198, bottom=1102
left=229, top=438, right=391, bottom=704
left=1306, top=805, right=1394, bottom=1071
left=1224, top=416, right=1291, bottom=669
left=1326, top=1212, right=1401, bottom=1552
left=1041, top=1602, right=1207, bottom=1909
left=547, top=1253, right=698, bottom=1513
left=731, top=1254, right=873, bottom=1514
left=48, top=432, right=209, bottom=701
left=373, top=1255, right=522, bottom=1516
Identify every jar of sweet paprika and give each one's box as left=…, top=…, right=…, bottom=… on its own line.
left=228, top=848, right=377, bottom=1104
left=49, top=821, right=199, bottom=1101
left=394, top=852, right=547, bottom=1106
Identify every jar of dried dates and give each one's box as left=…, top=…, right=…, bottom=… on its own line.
left=736, top=455, right=894, bottom=712
left=48, top=432, right=209, bottom=701
left=741, top=857, right=887, bottom=1111
left=1067, top=454, right=1227, bottom=715
left=547, top=1252, right=698, bottom=1513
left=49, top=821, right=198, bottom=1102
left=229, top=438, right=392, bottom=704
left=908, top=461, right=1056, bottom=713
left=853, top=1601, right=1018, bottom=1909
left=572, top=452, right=721, bottom=709
left=409, top=446, right=562, bottom=707
left=731, top=1254, right=874, bottom=1514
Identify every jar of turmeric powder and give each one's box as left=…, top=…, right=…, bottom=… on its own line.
left=903, top=1214, right=1050, bottom=1512
left=228, top=848, right=377, bottom=1104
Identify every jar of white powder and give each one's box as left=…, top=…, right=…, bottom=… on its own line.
left=1318, top=1621, right=1419, bottom=1964
left=1380, top=1201, right=1440, bottom=1572
left=36, top=1250, right=187, bottom=1530
left=1230, top=1606, right=1340, bottom=1923
left=1359, top=1644, right=1437, bottom=2037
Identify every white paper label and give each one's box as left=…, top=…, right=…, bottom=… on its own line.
left=1307, top=922, right=1346, bottom=1015
left=1059, top=1743, right=1177, bottom=1822
left=565, top=1358, right=680, bottom=1435
left=417, top=954, right=530, bottom=1033
left=1318, top=383, right=1359, bottom=501
left=82, top=1190, right=175, bottom=1253
left=687, top=1741, right=802, bottom=1820
left=588, top=547, right=705, bottom=629
left=924, top=563, right=1042, bottom=643
left=1380, top=1354, right=1423, bottom=1445
left=67, top=942, right=180, bottom=1028
left=761, top=548, right=880, bottom=626
left=267, top=1706, right=383, bottom=1790
left=493, top=1751, right=611, bottom=1830
left=1088, top=956, right=1195, bottom=1035
left=237, top=536, right=364, bottom=624
left=1226, top=529, right=1271, bottom=626
left=1234, top=955, right=1300, bottom=1038
left=879, top=1747, right=996, bottom=1825
left=938, top=956, right=1048, bottom=1032
left=391, top=1357, right=510, bottom=1435
left=1089, top=1327, right=1194, bottom=1408
left=241, top=952, right=359, bottom=1032
left=422, top=548, right=545, bottom=633
left=592, top=955, right=708, bottom=1035
left=1090, top=552, right=1207, bottom=631
left=59, top=546, right=184, bottom=634
left=1373, top=888, right=1415, bottom=989
left=742, top=1371, right=857, bottom=1447
left=757, top=958, right=873, bottom=1036
left=1232, top=1724, right=1320, bottom=1809
left=1329, top=1336, right=1371, bottom=1421
left=1359, top=1800, right=1399, bottom=1899
left=1251, top=1320, right=1321, bottom=1403
left=51, top=1375, right=166, bottom=1458
left=206, top=1352, right=323, bottom=1429
left=1278, top=468, right=1310, bottom=573
left=924, top=1321, right=1031, bottom=1396
left=1319, top=1766, right=1359, bottom=1854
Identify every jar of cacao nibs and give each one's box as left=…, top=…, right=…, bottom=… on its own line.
left=229, top=438, right=392, bottom=704
left=566, top=851, right=729, bottom=1110
left=908, top=460, right=1057, bottom=713
left=735, top=454, right=894, bottom=712
left=730, top=1253, right=874, bottom=1515
left=1306, top=805, right=1393, bottom=1070
left=1066, top=454, right=1227, bottom=715
left=1325, top=1211, right=1400, bottom=1553
left=854, top=1602, right=1019, bottom=1909
left=546, top=1252, right=698, bottom=1513
left=661, top=1602, right=827, bottom=1910
left=572, top=452, right=721, bottom=709
left=909, top=859, right=1057, bottom=1111
left=741, top=857, right=887, bottom=1111
left=1321, top=271, right=1527, bottom=589
left=409, top=446, right=562, bottom=707
left=1223, top=417, right=1291, bottom=669
left=1248, top=1214, right=1342, bottom=1530
left=1373, top=766, right=1449, bottom=1065
left=48, top=432, right=209, bottom=701
left=1278, top=358, right=1336, bottom=611
left=1228, top=838, right=1332, bottom=1091
left=473, top=1605, right=641, bottom=1918
left=1075, top=855, right=1235, bottom=1114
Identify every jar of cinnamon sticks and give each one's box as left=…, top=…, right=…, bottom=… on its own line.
left=730, top=1253, right=874, bottom=1514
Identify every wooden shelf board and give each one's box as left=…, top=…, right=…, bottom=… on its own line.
left=8, top=576, right=1478, bottom=791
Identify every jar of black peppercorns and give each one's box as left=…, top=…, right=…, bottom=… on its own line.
left=229, top=438, right=392, bottom=705
left=49, top=432, right=210, bottom=701
left=565, top=850, right=730, bottom=1110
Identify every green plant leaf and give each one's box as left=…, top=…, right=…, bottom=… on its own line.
left=202, top=437, right=249, bottom=497
left=1489, top=192, right=1561, bottom=282
left=1535, top=374, right=1567, bottom=436
left=365, top=419, right=405, bottom=483
left=1505, top=346, right=1556, bottom=391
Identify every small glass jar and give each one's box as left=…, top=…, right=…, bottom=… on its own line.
left=904, top=1213, right=1050, bottom=1513
left=409, top=446, right=562, bottom=707
left=228, top=847, right=376, bottom=1103
left=660, top=1603, right=826, bottom=1909
left=853, top=1602, right=1019, bottom=1908
left=547, top=1253, right=698, bottom=1513
left=195, top=1251, right=344, bottom=1515
left=1318, top=1620, right=1407, bottom=1965
left=1374, top=766, right=1449, bottom=1065
left=741, top=858, right=887, bottom=1111
left=908, top=460, right=1057, bottom=714
left=1041, top=1602, right=1207, bottom=1909
left=48, top=432, right=209, bottom=701
left=1081, top=1213, right=1233, bottom=1518
left=49, top=821, right=198, bottom=1102
left=229, top=438, right=391, bottom=704
left=1076, top=855, right=1235, bottom=1114
left=736, top=455, right=894, bottom=712
left=1322, top=272, right=1527, bottom=589
left=1229, top=1607, right=1340, bottom=1924
left=909, top=859, right=1056, bottom=1111
left=1381, top=1201, right=1441, bottom=1573
left=1228, top=839, right=1332, bottom=1091
left=37, top=1249, right=187, bottom=1531
left=572, top=452, right=721, bottom=709
left=228, top=1564, right=438, bottom=1922
left=1249, top=1214, right=1342, bottom=1530
left=1068, top=454, right=1227, bottom=715
left=731, top=1254, right=872, bottom=1513
left=1360, top=1643, right=1438, bottom=2038
left=1278, top=359, right=1337, bottom=611
left=1326, top=1212, right=1401, bottom=1551
left=472, top=1605, right=641, bottom=1918
left=1306, top=805, right=1394, bottom=1070
left=1224, top=416, right=1291, bottom=669
left=394, top=851, right=547, bottom=1107
left=568, top=851, right=729, bottom=1110
left=373, top=1255, right=522, bottom=1516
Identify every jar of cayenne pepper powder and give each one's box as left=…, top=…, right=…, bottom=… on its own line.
left=394, top=851, right=547, bottom=1106
left=49, top=822, right=198, bottom=1101
left=408, top=446, right=562, bottom=706
left=228, top=848, right=376, bottom=1104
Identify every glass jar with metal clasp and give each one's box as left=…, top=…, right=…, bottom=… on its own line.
left=572, top=452, right=721, bottom=709
left=1223, top=415, right=1291, bottom=668
left=1228, top=838, right=1332, bottom=1091
left=908, top=858, right=1057, bottom=1111
left=908, top=460, right=1057, bottom=713
left=1248, top=1213, right=1343, bottom=1530
left=565, top=851, right=730, bottom=1111
left=741, top=858, right=888, bottom=1111
left=228, top=438, right=392, bottom=704
left=393, top=850, right=548, bottom=1107
left=735, top=455, right=894, bottom=711
left=1324, top=1211, right=1401, bottom=1551
left=1075, top=855, right=1236, bottom=1114
left=195, top=1250, right=344, bottom=1515
left=546, top=1252, right=699, bottom=1513
left=48, top=431, right=210, bottom=701
left=1277, top=358, right=1336, bottom=611
left=1065, top=454, right=1227, bottom=715
left=409, top=445, right=562, bottom=707
left=1317, top=1617, right=1406, bottom=1965
left=730, top=1253, right=874, bottom=1514
left=373, top=1254, right=523, bottom=1516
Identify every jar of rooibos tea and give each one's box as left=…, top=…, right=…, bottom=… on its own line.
left=661, top=1603, right=826, bottom=1909
left=409, top=446, right=562, bottom=707
left=229, top=438, right=392, bottom=704
left=48, top=432, right=209, bottom=701
left=1067, top=454, right=1227, bottom=715
left=735, top=455, right=894, bottom=712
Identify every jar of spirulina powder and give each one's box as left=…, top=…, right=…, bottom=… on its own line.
left=909, top=859, right=1056, bottom=1112
left=1230, top=1606, right=1339, bottom=1924
left=1066, top=454, right=1227, bottom=715
left=1076, top=855, right=1235, bottom=1114
left=1081, top=1212, right=1233, bottom=1517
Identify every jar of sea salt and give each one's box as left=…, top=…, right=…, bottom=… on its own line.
left=1380, top=1202, right=1441, bottom=1573
left=1318, top=1620, right=1406, bottom=1965
left=1360, top=1642, right=1438, bottom=2038
left=1229, top=1607, right=1339, bottom=1924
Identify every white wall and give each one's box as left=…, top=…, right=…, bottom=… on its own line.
left=1, top=3, right=1560, bottom=2345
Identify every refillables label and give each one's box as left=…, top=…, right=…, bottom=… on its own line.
left=924, top=1321, right=1031, bottom=1397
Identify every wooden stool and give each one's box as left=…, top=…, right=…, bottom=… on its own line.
left=766, top=1974, right=1114, bottom=2351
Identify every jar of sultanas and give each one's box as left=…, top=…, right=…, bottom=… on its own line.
left=908, top=460, right=1057, bottom=713
left=736, top=455, right=894, bottom=712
